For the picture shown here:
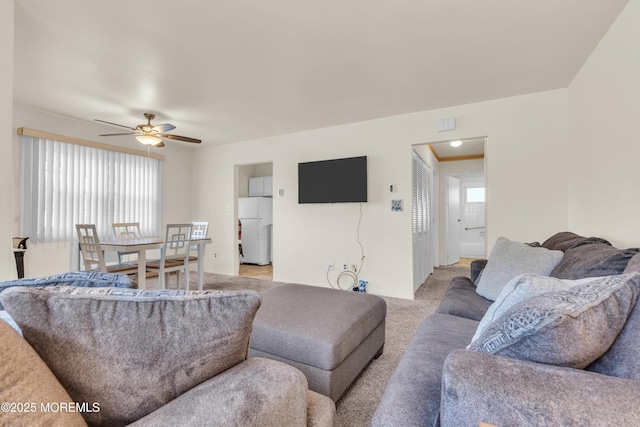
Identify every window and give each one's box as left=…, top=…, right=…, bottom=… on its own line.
left=466, top=187, right=485, bottom=203
left=21, top=135, right=162, bottom=242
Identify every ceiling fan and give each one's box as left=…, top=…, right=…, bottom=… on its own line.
left=95, top=113, right=201, bottom=147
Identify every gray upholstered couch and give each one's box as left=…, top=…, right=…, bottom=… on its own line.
left=0, top=273, right=335, bottom=427
left=372, top=232, right=640, bottom=427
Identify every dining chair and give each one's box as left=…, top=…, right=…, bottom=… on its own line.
left=76, top=224, right=139, bottom=280
left=112, top=222, right=142, bottom=263
left=189, top=221, right=209, bottom=258
left=146, top=223, right=193, bottom=290
left=191, top=222, right=209, bottom=240
left=189, top=221, right=209, bottom=275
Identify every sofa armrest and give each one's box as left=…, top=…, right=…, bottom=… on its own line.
left=131, top=358, right=320, bottom=427
left=469, top=259, right=487, bottom=284
left=441, top=350, right=640, bottom=427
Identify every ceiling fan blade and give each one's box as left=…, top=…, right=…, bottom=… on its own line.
left=95, top=119, right=137, bottom=131
left=99, top=132, right=138, bottom=136
left=156, top=141, right=165, bottom=148
left=158, top=134, right=201, bottom=144
left=152, top=123, right=176, bottom=133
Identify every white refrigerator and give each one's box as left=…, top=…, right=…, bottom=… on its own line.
left=238, top=196, right=273, bottom=265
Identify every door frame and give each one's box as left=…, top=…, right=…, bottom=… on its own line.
left=234, top=162, right=274, bottom=276
left=415, top=136, right=488, bottom=267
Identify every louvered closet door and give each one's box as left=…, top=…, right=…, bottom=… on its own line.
left=412, top=150, right=433, bottom=292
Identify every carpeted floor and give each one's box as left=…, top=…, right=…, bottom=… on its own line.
left=149, top=264, right=469, bottom=426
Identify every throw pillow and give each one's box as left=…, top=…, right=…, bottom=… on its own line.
left=0, top=286, right=261, bottom=427
left=468, top=273, right=640, bottom=369
left=0, top=320, right=87, bottom=427
left=470, top=274, right=596, bottom=342
left=587, top=277, right=640, bottom=380
left=623, top=252, right=640, bottom=275
left=550, top=243, right=640, bottom=280
left=541, top=231, right=585, bottom=251
left=0, top=271, right=133, bottom=310
left=541, top=231, right=611, bottom=252
left=475, top=237, right=564, bottom=301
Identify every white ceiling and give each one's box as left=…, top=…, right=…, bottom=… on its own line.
left=430, top=137, right=485, bottom=158
left=13, top=0, right=629, bottom=148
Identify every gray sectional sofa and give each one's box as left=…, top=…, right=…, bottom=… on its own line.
left=372, top=232, right=640, bottom=427
left=0, top=275, right=336, bottom=427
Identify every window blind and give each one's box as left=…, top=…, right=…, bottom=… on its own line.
left=21, top=135, right=162, bottom=243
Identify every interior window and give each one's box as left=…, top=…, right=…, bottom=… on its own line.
left=466, top=187, right=485, bottom=203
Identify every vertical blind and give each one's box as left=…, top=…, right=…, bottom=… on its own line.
left=21, top=136, right=162, bottom=243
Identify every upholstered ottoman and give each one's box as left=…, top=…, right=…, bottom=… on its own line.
left=249, top=283, right=387, bottom=402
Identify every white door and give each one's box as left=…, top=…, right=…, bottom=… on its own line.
left=459, top=174, right=486, bottom=258
left=412, top=151, right=433, bottom=292
left=432, top=170, right=439, bottom=268
left=446, top=176, right=461, bottom=265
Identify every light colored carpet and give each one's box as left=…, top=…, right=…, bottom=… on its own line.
left=335, top=265, right=466, bottom=426
left=148, top=265, right=469, bottom=426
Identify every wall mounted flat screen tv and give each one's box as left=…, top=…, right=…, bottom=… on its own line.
left=298, top=156, right=367, bottom=203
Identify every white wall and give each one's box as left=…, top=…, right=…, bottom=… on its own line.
left=192, top=89, right=570, bottom=299
left=568, top=0, right=640, bottom=248
left=14, top=0, right=636, bottom=296
left=1, top=0, right=16, bottom=280
left=12, top=107, right=193, bottom=277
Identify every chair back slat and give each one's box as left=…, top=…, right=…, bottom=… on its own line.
left=191, top=222, right=209, bottom=239
left=76, top=224, right=107, bottom=272
left=164, top=223, right=193, bottom=260
left=112, top=222, right=142, bottom=240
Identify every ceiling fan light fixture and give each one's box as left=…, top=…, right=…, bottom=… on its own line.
left=136, top=134, right=163, bottom=146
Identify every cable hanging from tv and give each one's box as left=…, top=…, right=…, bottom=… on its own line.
left=327, top=203, right=366, bottom=291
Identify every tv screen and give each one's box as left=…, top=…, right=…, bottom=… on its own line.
left=298, top=156, right=367, bottom=203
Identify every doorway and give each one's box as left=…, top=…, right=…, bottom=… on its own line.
left=446, top=173, right=486, bottom=264
left=415, top=136, right=487, bottom=269
left=235, top=162, right=274, bottom=280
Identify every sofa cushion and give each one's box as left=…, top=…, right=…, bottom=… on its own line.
left=471, top=274, right=584, bottom=342
left=0, top=286, right=261, bottom=427
left=541, top=231, right=611, bottom=252
left=129, top=358, right=312, bottom=427
left=468, top=273, right=640, bottom=369
left=588, top=271, right=640, bottom=380
left=475, top=237, right=563, bottom=301
left=470, top=259, right=488, bottom=284
left=436, top=276, right=492, bottom=321
left=0, top=271, right=133, bottom=309
left=550, top=243, right=640, bottom=280
left=371, top=313, right=478, bottom=427
left=0, top=319, right=87, bottom=427
left=623, top=253, right=640, bottom=275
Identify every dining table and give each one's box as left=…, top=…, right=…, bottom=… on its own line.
left=99, top=236, right=212, bottom=290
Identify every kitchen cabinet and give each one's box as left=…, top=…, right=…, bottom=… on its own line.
left=249, top=176, right=273, bottom=197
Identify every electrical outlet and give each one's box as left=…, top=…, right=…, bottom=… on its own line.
left=328, top=261, right=334, bottom=269
left=342, top=263, right=348, bottom=271
left=214, top=252, right=218, bottom=258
